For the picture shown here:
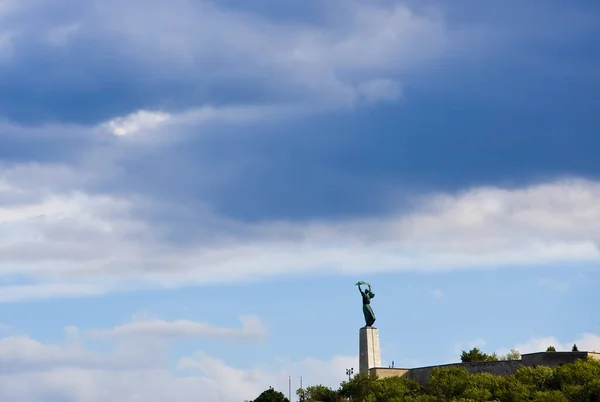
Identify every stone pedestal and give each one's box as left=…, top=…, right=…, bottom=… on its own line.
left=359, top=327, right=381, bottom=374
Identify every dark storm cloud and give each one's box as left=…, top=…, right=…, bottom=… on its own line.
left=95, top=0, right=600, bottom=225
left=1, top=0, right=425, bottom=126
left=123, top=84, right=600, bottom=226
left=1, top=0, right=599, bottom=229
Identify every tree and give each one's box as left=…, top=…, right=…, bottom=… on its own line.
left=256, top=356, right=600, bottom=401
left=339, top=372, right=420, bottom=402
left=506, top=349, right=521, bottom=360
left=546, top=346, right=557, bottom=352
left=579, top=378, right=600, bottom=402
left=499, top=349, right=521, bottom=361
left=514, top=365, right=553, bottom=390
left=548, top=358, right=600, bottom=400
left=531, top=390, right=569, bottom=401
left=460, top=347, right=499, bottom=363
left=252, top=387, right=290, bottom=402
left=497, top=375, right=535, bottom=401
left=463, top=372, right=504, bottom=400
left=297, top=385, right=339, bottom=402
left=572, top=344, right=579, bottom=352
left=426, top=367, right=470, bottom=399
left=549, top=357, right=600, bottom=388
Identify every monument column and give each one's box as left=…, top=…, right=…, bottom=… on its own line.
left=359, top=326, right=381, bottom=374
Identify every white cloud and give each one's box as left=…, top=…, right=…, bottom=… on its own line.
left=99, top=104, right=306, bottom=141
left=499, top=332, right=600, bottom=356
left=105, top=110, right=171, bottom=136
left=1, top=162, right=600, bottom=301
left=0, top=335, right=109, bottom=373
left=0, top=282, right=109, bottom=303
left=86, top=315, right=266, bottom=342
left=357, top=79, right=403, bottom=104
left=0, top=327, right=353, bottom=402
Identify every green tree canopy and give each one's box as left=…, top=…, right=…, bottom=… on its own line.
left=460, top=347, right=499, bottom=363
left=297, top=384, right=340, bottom=402
left=339, top=372, right=421, bottom=402
left=253, top=356, right=600, bottom=402
left=506, top=349, right=521, bottom=360
left=252, top=387, right=290, bottom=402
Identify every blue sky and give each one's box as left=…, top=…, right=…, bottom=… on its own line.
left=1, top=0, right=599, bottom=400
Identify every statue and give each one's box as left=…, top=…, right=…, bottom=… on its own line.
left=356, top=281, right=376, bottom=327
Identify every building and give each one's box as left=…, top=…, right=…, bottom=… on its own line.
left=369, top=351, right=600, bottom=385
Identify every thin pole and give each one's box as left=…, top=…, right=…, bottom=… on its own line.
left=289, top=375, right=291, bottom=402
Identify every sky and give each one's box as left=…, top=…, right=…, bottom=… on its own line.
left=0, top=0, right=600, bottom=400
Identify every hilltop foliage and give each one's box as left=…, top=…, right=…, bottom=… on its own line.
left=251, top=387, right=290, bottom=402
left=460, top=347, right=521, bottom=362
left=251, top=357, right=600, bottom=402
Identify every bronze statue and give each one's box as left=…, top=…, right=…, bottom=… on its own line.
left=356, top=281, right=376, bottom=327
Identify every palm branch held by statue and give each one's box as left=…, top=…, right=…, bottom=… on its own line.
left=356, top=281, right=376, bottom=327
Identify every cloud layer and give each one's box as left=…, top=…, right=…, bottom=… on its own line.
left=1, top=157, right=599, bottom=302
left=0, top=0, right=455, bottom=125
left=0, top=319, right=353, bottom=402
left=86, top=315, right=266, bottom=342
left=2, top=321, right=598, bottom=402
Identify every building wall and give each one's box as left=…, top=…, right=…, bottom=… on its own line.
left=405, top=360, right=522, bottom=385
left=369, top=368, right=408, bottom=379
left=522, top=351, right=600, bottom=367
left=369, top=352, right=599, bottom=385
